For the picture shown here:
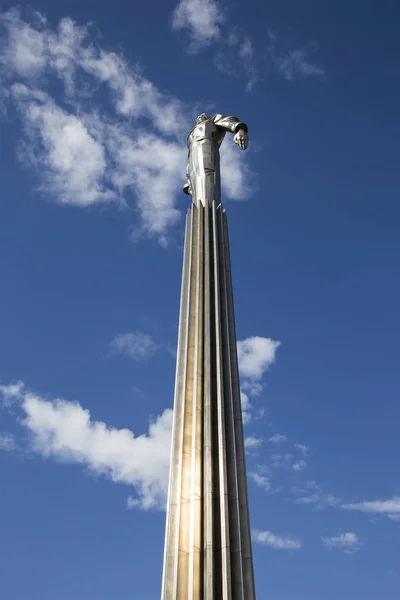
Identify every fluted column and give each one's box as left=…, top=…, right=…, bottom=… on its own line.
left=161, top=201, right=256, bottom=600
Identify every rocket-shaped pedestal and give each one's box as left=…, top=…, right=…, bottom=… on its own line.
left=161, top=200, right=256, bottom=600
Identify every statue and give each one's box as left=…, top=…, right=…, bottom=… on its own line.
left=183, top=113, right=249, bottom=206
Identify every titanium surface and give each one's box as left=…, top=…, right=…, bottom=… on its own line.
left=161, top=115, right=255, bottom=600
left=183, top=114, right=248, bottom=205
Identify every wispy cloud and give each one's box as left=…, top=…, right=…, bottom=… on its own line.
left=267, top=31, right=325, bottom=83
left=249, top=471, right=271, bottom=492
left=269, top=433, right=287, bottom=445
left=0, top=432, right=17, bottom=451
left=244, top=435, right=263, bottom=450
left=321, top=532, right=360, bottom=553
left=0, top=8, right=252, bottom=242
left=0, top=381, right=172, bottom=510
left=294, top=481, right=342, bottom=510
left=342, top=497, right=400, bottom=521
left=253, top=529, right=302, bottom=550
left=0, top=381, right=24, bottom=407
left=292, top=460, right=307, bottom=472
left=237, top=336, right=280, bottom=424
left=172, top=0, right=223, bottom=51
left=241, top=380, right=263, bottom=397
left=126, top=495, right=140, bottom=509
left=110, top=331, right=159, bottom=361
left=295, top=443, right=310, bottom=456
left=171, top=2, right=324, bottom=91
left=11, top=84, right=114, bottom=207
left=214, top=29, right=261, bottom=92
left=240, top=390, right=252, bottom=425
left=387, top=513, right=400, bottom=522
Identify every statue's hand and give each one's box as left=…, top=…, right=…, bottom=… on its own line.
left=234, top=129, right=249, bottom=151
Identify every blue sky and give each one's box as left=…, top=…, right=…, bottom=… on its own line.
left=1, top=1, right=400, bottom=598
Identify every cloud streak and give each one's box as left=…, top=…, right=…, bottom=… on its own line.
left=171, top=2, right=324, bottom=91
left=253, top=530, right=302, bottom=550
left=244, top=435, right=263, bottom=450
left=342, top=496, right=400, bottom=521
left=237, top=336, right=280, bottom=424
left=0, top=381, right=172, bottom=510
left=249, top=471, right=271, bottom=492
left=0, top=8, right=253, bottom=241
left=0, top=432, right=17, bottom=451
left=172, top=0, right=223, bottom=51
left=269, top=433, right=287, bottom=445
left=292, top=460, right=307, bottom=472
left=110, top=331, right=159, bottom=361
left=294, top=481, right=342, bottom=510
left=321, top=532, right=360, bottom=553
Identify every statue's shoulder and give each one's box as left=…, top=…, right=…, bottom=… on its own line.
left=212, top=114, right=225, bottom=122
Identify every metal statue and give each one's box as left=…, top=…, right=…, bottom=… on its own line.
left=183, top=113, right=249, bottom=205
left=162, top=111, right=256, bottom=600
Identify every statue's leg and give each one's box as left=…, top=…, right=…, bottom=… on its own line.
left=189, top=140, right=220, bottom=207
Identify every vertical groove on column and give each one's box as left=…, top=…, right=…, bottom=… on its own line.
left=177, top=206, right=199, bottom=599
left=211, top=200, right=232, bottom=600
left=217, top=206, right=245, bottom=600
left=188, top=204, right=204, bottom=600
left=222, top=210, right=256, bottom=600
left=203, top=205, right=214, bottom=600
left=161, top=209, right=194, bottom=600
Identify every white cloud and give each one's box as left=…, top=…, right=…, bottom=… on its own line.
left=342, top=497, right=400, bottom=521
left=269, top=433, right=287, bottom=445
left=0, top=433, right=17, bottom=451
left=1, top=9, right=47, bottom=77
left=295, top=481, right=341, bottom=510
left=240, top=390, right=252, bottom=425
left=216, top=34, right=324, bottom=91
left=241, top=380, right=263, bottom=397
left=2, top=10, right=185, bottom=134
left=0, top=381, right=24, bottom=406
left=387, top=513, right=400, bottom=522
left=273, top=48, right=325, bottom=82
left=110, top=331, right=159, bottom=361
left=220, top=140, right=256, bottom=200
left=244, top=436, right=263, bottom=450
left=292, top=460, right=307, bottom=472
left=269, top=452, right=301, bottom=473
left=237, top=337, right=280, bottom=381
left=252, top=530, right=302, bottom=550
left=213, top=29, right=261, bottom=93
left=170, top=1, right=324, bottom=92
left=249, top=471, right=271, bottom=492
left=126, top=495, right=140, bottom=509
left=295, top=443, right=310, bottom=456
left=267, top=35, right=325, bottom=83
left=237, top=336, right=280, bottom=425
left=0, top=8, right=253, bottom=241
left=172, top=0, right=223, bottom=50
left=0, top=381, right=172, bottom=510
left=321, top=532, right=360, bottom=553
left=12, top=84, right=113, bottom=207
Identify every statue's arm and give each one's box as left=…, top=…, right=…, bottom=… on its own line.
left=213, top=114, right=249, bottom=150
left=213, top=114, right=248, bottom=135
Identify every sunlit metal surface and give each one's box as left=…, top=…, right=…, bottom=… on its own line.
left=161, top=114, right=254, bottom=600
left=183, top=114, right=249, bottom=206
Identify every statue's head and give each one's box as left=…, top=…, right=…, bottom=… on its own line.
left=195, top=113, right=210, bottom=125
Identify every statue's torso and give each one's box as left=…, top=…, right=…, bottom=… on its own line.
left=187, top=119, right=226, bottom=148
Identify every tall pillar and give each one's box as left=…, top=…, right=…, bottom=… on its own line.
left=161, top=200, right=256, bottom=600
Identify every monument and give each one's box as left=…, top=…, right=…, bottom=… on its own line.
left=161, top=113, right=256, bottom=600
